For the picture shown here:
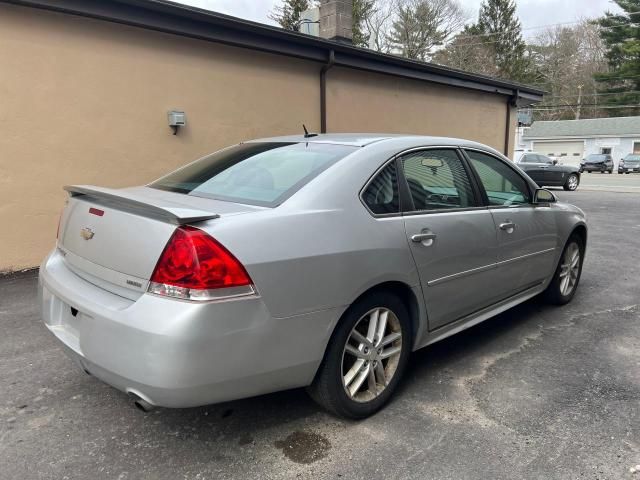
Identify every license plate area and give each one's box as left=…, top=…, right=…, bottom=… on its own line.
left=42, top=288, right=89, bottom=355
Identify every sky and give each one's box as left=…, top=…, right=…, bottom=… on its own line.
left=175, top=0, right=622, bottom=36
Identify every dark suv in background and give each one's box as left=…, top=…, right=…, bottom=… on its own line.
left=618, top=154, right=640, bottom=174
left=580, top=154, right=614, bottom=173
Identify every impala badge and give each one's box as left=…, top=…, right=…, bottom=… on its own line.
left=80, top=227, right=95, bottom=241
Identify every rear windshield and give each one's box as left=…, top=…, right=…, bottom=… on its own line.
left=150, top=142, right=357, bottom=207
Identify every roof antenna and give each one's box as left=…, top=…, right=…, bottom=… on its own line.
left=303, top=124, right=318, bottom=138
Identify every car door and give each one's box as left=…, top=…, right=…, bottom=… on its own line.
left=535, top=154, right=563, bottom=185
left=400, top=148, right=500, bottom=330
left=519, top=153, right=547, bottom=185
left=464, top=149, right=559, bottom=298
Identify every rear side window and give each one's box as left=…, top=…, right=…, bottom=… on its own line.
left=401, top=149, right=475, bottom=211
left=465, top=150, right=531, bottom=206
left=362, top=162, right=400, bottom=214
left=150, top=142, right=357, bottom=207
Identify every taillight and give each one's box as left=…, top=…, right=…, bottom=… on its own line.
left=148, top=226, right=254, bottom=301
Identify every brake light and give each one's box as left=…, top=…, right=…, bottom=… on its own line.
left=148, top=226, right=254, bottom=301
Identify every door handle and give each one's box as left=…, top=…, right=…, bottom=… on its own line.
left=411, top=232, right=437, bottom=246
left=499, top=221, right=516, bottom=233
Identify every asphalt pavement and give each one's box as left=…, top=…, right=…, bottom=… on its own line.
left=579, top=171, right=640, bottom=193
left=0, top=188, right=638, bottom=480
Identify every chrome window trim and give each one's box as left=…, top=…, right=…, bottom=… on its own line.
left=360, top=145, right=533, bottom=218
left=461, top=147, right=537, bottom=204
left=402, top=206, right=489, bottom=217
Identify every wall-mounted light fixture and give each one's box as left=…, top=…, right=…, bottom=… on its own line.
left=167, top=110, right=186, bottom=135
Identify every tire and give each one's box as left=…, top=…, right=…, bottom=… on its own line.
left=542, top=235, right=585, bottom=305
left=563, top=173, right=579, bottom=191
left=308, top=292, right=412, bottom=419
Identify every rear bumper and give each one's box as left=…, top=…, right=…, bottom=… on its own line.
left=39, top=249, right=339, bottom=407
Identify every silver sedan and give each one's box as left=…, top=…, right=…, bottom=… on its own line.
left=39, top=134, right=587, bottom=418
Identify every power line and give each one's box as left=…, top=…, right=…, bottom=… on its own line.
left=525, top=104, right=640, bottom=110
left=527, top=73, right=640, bottom=87
left=452, top=20, right=581, bottom=42
left=453, top=16, right=640, bottom=43
left=528, top=102, right=638, bottom=107
left=543, top=90, right=640, bottom=99
left=449, top=18, right=638, bottom=48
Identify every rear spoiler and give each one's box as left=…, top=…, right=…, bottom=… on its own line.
left=64, top=185, right=220, bottom=225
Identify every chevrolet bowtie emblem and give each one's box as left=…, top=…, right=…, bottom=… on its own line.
left=80, top=227, right=95, bottom=240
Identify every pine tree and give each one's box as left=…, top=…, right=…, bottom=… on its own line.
left=475, top=0, right=530, bottom=81
left=387, top=0, right=466, bottom=61
left=595, top=0, right=640, bottom=116
left=270, top=0, right=315, bottom=31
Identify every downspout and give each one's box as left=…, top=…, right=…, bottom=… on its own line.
left=504, top=89, right=519, bottom=157
left=320, top=49, right=335, bottom=134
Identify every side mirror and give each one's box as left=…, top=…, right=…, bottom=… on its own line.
left=552, top=159, right=558, bottom=165
left=534, top=188, right=556, bottom=204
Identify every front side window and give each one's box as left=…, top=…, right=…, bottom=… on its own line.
left=150, top=142, right=357, bottom=207
left=400, top=149, right=475, bottom=211
left=465, top=150, right=531, bottom=206
left=362, top=162, right=400, bottom=214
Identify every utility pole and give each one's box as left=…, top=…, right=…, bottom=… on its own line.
left=576, top=85, right=583, bottom=120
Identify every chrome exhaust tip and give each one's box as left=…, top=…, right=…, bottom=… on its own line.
left=128, top=392, right=155, bottom=412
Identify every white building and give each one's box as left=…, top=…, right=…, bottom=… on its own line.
left=516, top=116, right=640, bottom=167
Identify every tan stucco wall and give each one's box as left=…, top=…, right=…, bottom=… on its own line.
left=0, top=4, right=515, bottom=271
left=327, top=67, right=509, bottom=152
left=0, top=5, right=321, bottom=270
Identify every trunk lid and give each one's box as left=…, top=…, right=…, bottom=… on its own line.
left=58, top=185, right=261, bottom=299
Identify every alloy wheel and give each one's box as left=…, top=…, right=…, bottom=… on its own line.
left=567, top=175, right=578, bottom=190
left=559, top=242, right=581, bottom=296
left=341, top=308, right=403, bottom=402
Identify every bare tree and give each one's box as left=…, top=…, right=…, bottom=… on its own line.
left=363, top=0, right=395, bottom=52
left=432, top=25, right=499, bottom=76
left=387, top=0, right=468, bottom=61
left=529, top=19, right=608, bottom=120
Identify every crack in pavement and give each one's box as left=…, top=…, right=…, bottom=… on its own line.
left=420, top=304, right=639, bottom=429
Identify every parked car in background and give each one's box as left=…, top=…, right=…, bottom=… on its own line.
left=514, top=150, right=581, bottom=191
left=580, top=153, right=614, bottom=173
left=618, top=154, right=640, bottom=173
left=39, top=134, right=588, bottom=419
